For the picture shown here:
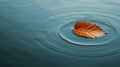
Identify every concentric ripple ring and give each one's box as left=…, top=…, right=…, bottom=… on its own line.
left=39, top=10, right=120, bottom=58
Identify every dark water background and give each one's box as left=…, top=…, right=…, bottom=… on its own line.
left=0, top=0, right=120, bottom=67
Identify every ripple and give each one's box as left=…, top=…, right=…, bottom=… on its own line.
left=58, top=18, right=117, bottom=45
left=39, top=10, right=120, bottom=58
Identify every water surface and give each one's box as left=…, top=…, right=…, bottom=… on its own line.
left=0, top=0, right=120, bottom=67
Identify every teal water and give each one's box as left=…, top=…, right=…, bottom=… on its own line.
left=1, top=0, right=120, bottom=67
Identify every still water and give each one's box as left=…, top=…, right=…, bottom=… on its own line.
left=0, top=0, right=120, bottom=67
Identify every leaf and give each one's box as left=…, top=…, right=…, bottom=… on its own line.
left=73, top=22, right=107, bottom=38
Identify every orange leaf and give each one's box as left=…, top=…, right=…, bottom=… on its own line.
left=73, top=22, right=107, bottom=38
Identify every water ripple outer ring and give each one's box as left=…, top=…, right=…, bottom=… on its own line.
left=39, top=10, right=120, bottom=58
